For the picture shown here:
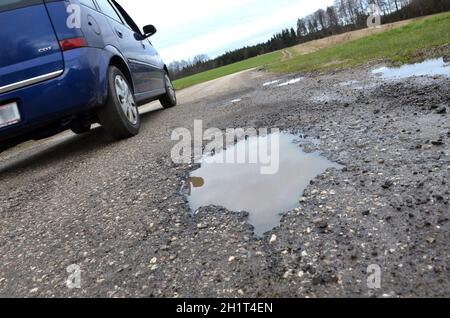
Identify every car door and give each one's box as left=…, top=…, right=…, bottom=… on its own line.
left=111, top=0, right=165, bottom=93
left=144, top=39, right=165, bottom=91
left=94, top=0, right=151, bottom=94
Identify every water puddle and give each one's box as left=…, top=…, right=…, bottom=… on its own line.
left=372, top=58, right=450, bottom=80
left=278, top=78, right=303, bottom=87
left=186, top=133, right=341, bottom=236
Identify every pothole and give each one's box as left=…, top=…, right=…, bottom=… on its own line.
left=185, top=133, right=341, bottom=236
left=372, top=58, right=450, bottom=80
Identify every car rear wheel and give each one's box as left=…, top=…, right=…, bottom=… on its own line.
left=97, top=66, right=140, bottom=140
left=159, top=72, right=177, bottom=108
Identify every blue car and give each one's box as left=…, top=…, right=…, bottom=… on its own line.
left=0, top=0, right=177, bottom=151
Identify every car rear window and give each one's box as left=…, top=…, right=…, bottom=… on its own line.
left=0, top=0, right=43, bottom=12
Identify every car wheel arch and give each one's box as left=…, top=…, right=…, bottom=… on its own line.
left=163, top=65, right=171, bottom=77
left=109, top=56, right=135, bottom=93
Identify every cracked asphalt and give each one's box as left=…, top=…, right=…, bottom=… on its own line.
left=0, top=64, right=449, bottom=298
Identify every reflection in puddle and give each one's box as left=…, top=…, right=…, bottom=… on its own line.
left=372, top=58, right=450, bottom=80
left=187, top=177, right=205, bottom=195
left=186, top=133, right=341, bottom=236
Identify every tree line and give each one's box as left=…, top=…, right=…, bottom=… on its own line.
left=169, top=0, right=450, bottom=80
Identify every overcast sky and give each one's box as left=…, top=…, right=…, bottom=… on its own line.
left=117, top=0, right=334, bottom=63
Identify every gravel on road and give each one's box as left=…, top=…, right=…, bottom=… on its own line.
left=0, top=65, right=448, bottom=297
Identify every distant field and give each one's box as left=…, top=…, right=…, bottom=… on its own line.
left=173, top=12, right=450, bottom=90
left=268, top=11, right=450, bottom=73
left=173, top=51, right=282, bottom=90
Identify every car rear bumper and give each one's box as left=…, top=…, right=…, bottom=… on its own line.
left=0, top=47, right=109, bottom=143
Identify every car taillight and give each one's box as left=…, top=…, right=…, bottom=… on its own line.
left=59, top=37, right=87, bottom=51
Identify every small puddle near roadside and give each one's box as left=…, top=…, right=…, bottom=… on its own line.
left=372, top=58, right=450, bottom=80
left=186, top=133, right=341, bottom=236
left=262, top=78, right=303, bottom=88
left=278, top=78, right=303, bottom=87
left=263, top=80, right=281, bottom=87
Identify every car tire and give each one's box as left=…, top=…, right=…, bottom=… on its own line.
left=97, top=66, right=140, bottom=140
left=159, top=72, right=177, bottom=108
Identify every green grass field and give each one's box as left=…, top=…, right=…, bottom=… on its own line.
left=173, top=12, right=450, bottom=90
left=268, top=12, right=450, bottom=73
left=173, top=51, right=282, bottom=90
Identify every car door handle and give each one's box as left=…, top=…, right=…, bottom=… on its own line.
left=116, top=30, right=123, bottom=38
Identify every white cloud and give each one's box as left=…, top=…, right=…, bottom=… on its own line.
left=118, top=0, right=334, bottom=62
left=119, top=0, right=259, bottom=31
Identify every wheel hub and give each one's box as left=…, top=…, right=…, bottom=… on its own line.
left=115, top=75, right=138, bottom=125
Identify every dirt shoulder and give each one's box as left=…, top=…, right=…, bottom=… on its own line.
left=290, top=17, right=424, bottom=56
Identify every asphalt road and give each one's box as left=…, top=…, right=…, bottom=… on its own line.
left=0, top=66, right=448, bottom=297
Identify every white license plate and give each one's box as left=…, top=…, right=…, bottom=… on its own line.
left=0, top=102, right=21, bottom=128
